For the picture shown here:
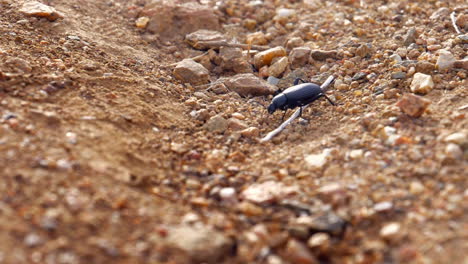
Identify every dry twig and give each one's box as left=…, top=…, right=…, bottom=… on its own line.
left=260, top=75, right=335, bottom=142
left=450, top=11, right=461, bottom=34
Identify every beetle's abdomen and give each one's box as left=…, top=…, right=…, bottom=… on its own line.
left=283, top=83, right=322, bottom=104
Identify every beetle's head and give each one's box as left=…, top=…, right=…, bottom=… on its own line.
left=267, top=103, right=276, bottom=114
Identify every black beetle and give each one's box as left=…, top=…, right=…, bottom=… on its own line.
left=268, top=78, right=335, bottom=117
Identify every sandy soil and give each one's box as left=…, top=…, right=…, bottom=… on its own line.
left=0, top=0, right=466, bottom=263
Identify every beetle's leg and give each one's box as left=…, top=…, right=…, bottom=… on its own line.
left=281, top=110, right=288, bottom=122
left=293, top=78, right=308, bottom=85
left=299, top=107, right=303, bottom=117
left=322, top=94, right=336, bottom=106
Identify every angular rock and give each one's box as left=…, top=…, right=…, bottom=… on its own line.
left=308, top=233, right=331, bottom=251
left=305, top=149, right=332, bottom=168
left=444, top=132, right=467, bottom=145
left=294, top=212, right=347, bottom=236
left=240, top=127, right=260, bottom=138
left=241, top=181, right=299, bottom=204
left=454, top=59, right=468, bottom=70
left=204, top=115, right=228, bottom=133
left=445, top=143, right=463, bottom=160
left=311, top=50, right=338, bottom=61
left=224, top=73, right=275, bottom=97
left=285, top=37, right=305, bottom=50
left=285, top=239, right=318, bottom=264
left=253, top=47, right=287, bottom=69
left=185, top=30, right=226, bottom=50
left=19, top=1, right=63, bottom=21
left=289, top=47, right=311, bottom=69
left=246, top=32, right=268, bottom=45
left=403, top=28, right=417, bottom=46
left=436, top=50, right=456, bottom=71
left=391, top=71, right=406, bottom=79
left=410, top=73, right=434, bottom=94
left=170, top=142, right=189, bottom=154
left=355, top=44, right=371, bottom=58
left=5, top=57, right=32, bottom=73
left=165, top=224, right=233, bottom=263
left=430, top=7, right=450, bottom=20
left=389, top=54, right=402, bottom=63
left=456, top=13, right=467, bottom=31
left=220, top=46, right=251, bottom=73
left=415, top=61, right=435, bottom=74
left=143, top=2, right=220, bottom=38
left=380, top=222, right=401, bottom=241
left=173, top=59, right=209, bottom=85
left=227, top=118, right=248, bottom=131
left=209, top=82, right=229, bottom=94
left=268, top=57, right=289, bottom=77
left=135, top=16, right=150, bottom=29
left=219, top=187, right=237, bottom=204
left=396, top=93, right=431, bottom=118
left=455, top=34, right=468, bottom=44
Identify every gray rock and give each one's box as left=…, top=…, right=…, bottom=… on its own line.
left=391, top=71, right=406, bottom=79
left=165, top=225, right=233, bottom=264
left=436, top=50, right=456, bottom=71
left=389, top=54, right=402, bottom=63
left=296, top=212, right=347, bottom=235
left=267, top=76, right=280, bottom=85
left=224, top=73, right=275, bottom=97
left=173, top=59, right=210, bottom=85
left=430, top=7, right=450, bottom=20
left=289, top=47, right=311, bottom=69
left=352, top=72, right=367, bottom=81
left=456, top=34, right=468, bottom=44
left=310, top=50, right=338, bottom=61
left=403, top=28, right=417, bottom=46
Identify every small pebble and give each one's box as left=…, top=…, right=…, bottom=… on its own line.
left=253, top=47, right=287, bottom=69
left=445, top=143, right=463, bottom=160
left=444, top=132, right=467, bottom=145
left=380, top=222, right=401, bottom=240
left=305, top=149, right=332, bottom=168
left=389, top=54, right=402, bottom=63
left=135, top=16, right=150, bottom=29
left=436, top=50, right=456, bottom=71
left=410, top=73, right=434, bottom=94
left=307, top=232, right=330, bottom=250
left=410, top=181, right=425, bottom=195
left=391, top=71, right=406, bottom=79
left=374, top=201, right=393, bottom=212
left=396, top=93, right=431, bottom=117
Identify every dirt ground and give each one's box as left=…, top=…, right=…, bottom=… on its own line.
left=0, top=0, right=466, bottom=263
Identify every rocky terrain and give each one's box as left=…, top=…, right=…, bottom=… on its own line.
left=0, top=0, right=466, bottom=263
